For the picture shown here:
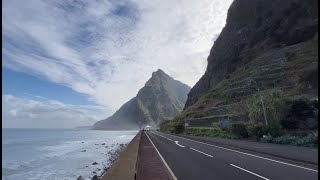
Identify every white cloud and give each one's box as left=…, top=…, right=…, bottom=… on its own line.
left=2, top=94, right=107, bottom=128
left=2, top=0, right=233, bottom=115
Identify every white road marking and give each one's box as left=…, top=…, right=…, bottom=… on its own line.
left=230, top=164, right=270, bottom=180
left=174, top=141, right=185, bottom=148
left=145, top=132, right=178, bottom=180
left=161, top=133, right=318, bottom=172
left=190, top=147, right=213, bottom=157
left=167, top=138, right=173, bottom=141
left=153, top=132, right=173, bottom=141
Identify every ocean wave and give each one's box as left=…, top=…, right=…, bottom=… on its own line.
left=3, top=130, right=136, bottom=180
left=3, top=143, right=128, bottom=180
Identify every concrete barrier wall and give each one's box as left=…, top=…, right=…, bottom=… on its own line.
left=102, top=132, right=141, bottom=180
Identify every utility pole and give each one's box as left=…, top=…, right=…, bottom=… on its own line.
left=260, top=95, right=268, bottom=126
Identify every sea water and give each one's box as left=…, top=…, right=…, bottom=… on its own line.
left=2, top=129, right=137, bottom=180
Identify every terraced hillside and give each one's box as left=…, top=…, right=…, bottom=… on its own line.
left=177, top=39, right=318, bottom=126
left=171, top=0, right=318, bottom=129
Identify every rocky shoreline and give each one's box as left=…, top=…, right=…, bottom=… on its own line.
left=76, top=142, right=128, bottom=180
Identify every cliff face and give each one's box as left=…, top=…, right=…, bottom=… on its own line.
left=184, top=0, right=318, bottom=109
left=179, top=0, right=318, bottom=125
left=93, top=69, right=191, bottom=130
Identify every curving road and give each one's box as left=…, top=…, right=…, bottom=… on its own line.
left=145, top=131, right=318, bottom=180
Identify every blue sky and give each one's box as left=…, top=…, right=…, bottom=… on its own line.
left=2, top=0, right=233, bottom=128
left=3, top=68, right=92, bottom=105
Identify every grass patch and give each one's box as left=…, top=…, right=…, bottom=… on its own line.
left=185, top=127, right=234, bottom=139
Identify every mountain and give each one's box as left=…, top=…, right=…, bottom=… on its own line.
left=93, top=69, right=191, bottom=130
left=75, top=126, right=92, bottom=130
left=177, top=0, right=318, bottom=125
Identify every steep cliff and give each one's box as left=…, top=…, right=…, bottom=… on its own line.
left=93, top=69, right=191, bottom=130
left=180, top=0, right=318, bottom=125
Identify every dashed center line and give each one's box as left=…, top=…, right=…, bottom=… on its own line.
left=190, top=147, right=213, bottom=157
left=152, top=132, right=214, bottom=157
left=153, top=132, right=173, bottom=141
left=162, top=132, right=318, bottom=172
left=230, top=164, right=270, bottom=180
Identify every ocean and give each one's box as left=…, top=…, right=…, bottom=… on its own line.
left=2, top=129, right=137, bottom=180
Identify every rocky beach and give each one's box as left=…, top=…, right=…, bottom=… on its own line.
left=76, top=142, right=128, bottom=180
left=3, top=129, right=136, bottom=180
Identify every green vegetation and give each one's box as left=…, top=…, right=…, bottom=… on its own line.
left=166, top=0, right=318, bottom=149
left=257, top=122, right=318, bottom=147
left=243, top=90, right=312, bottom=125
left=163, top=86, right=317, bottom=147
left=247, top=124, right=264, bottom=140
left=180, top=38, right=318, bottom=124
left=260, top=133, right=318, bottom=147
left=231, top=124, right=248, bottom=138
left=185, top=127, right=234, bottom=139
left=246, top=89, right=288, bottom=124
left=161, top=118, right=318, bottom=147
left=265, top=123, right=283, bottom=137
left=174, top=123, right=185, bottom=134
left=160, top=120, right=185, bottom=134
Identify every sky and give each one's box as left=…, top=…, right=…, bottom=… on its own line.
left=2, top=0, right=233, bottom=128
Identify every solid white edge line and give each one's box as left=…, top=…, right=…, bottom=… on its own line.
left=230, top=164, right=270, bottom=180
left=145, top=132, right=178, bottom=180
left=174, top=141, right=185, bottom=148
left=190, top=147, right=213, bottom=157
left=162, top=133, right=318, bottom=172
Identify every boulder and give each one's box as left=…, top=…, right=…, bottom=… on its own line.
left=76, top=176, right=85, bottom=180
left=91, top=175, right=100, bottom=180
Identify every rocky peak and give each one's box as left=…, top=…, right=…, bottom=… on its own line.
left=145, top=69, right=172, bottom=88
left=93, top=69, right=191, bottom=130
left=151, top=69, right=169, bottom=79
left=155, top=68, right=165, bottom=74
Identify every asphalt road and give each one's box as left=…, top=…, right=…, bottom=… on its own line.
left=146, top=131, right=318, bottom=180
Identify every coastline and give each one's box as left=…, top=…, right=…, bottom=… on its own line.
left=3, top=129, right=137, bottom=180
left=76, top=142, right=128, bottom=180
left=76, top=132, right=141, bottom=180
left=101, top=132, right=141, bottom=180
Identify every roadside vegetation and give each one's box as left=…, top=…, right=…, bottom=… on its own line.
left=160, top=95, right=318, bottom=148
left=185, top=127, right=234, bottom=139
left=161, top=122, right=318, bottom=148
left=166, top=37, right=318, bottom=148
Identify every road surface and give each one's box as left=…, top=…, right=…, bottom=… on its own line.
left=146, top=131, right=318, bottom=180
